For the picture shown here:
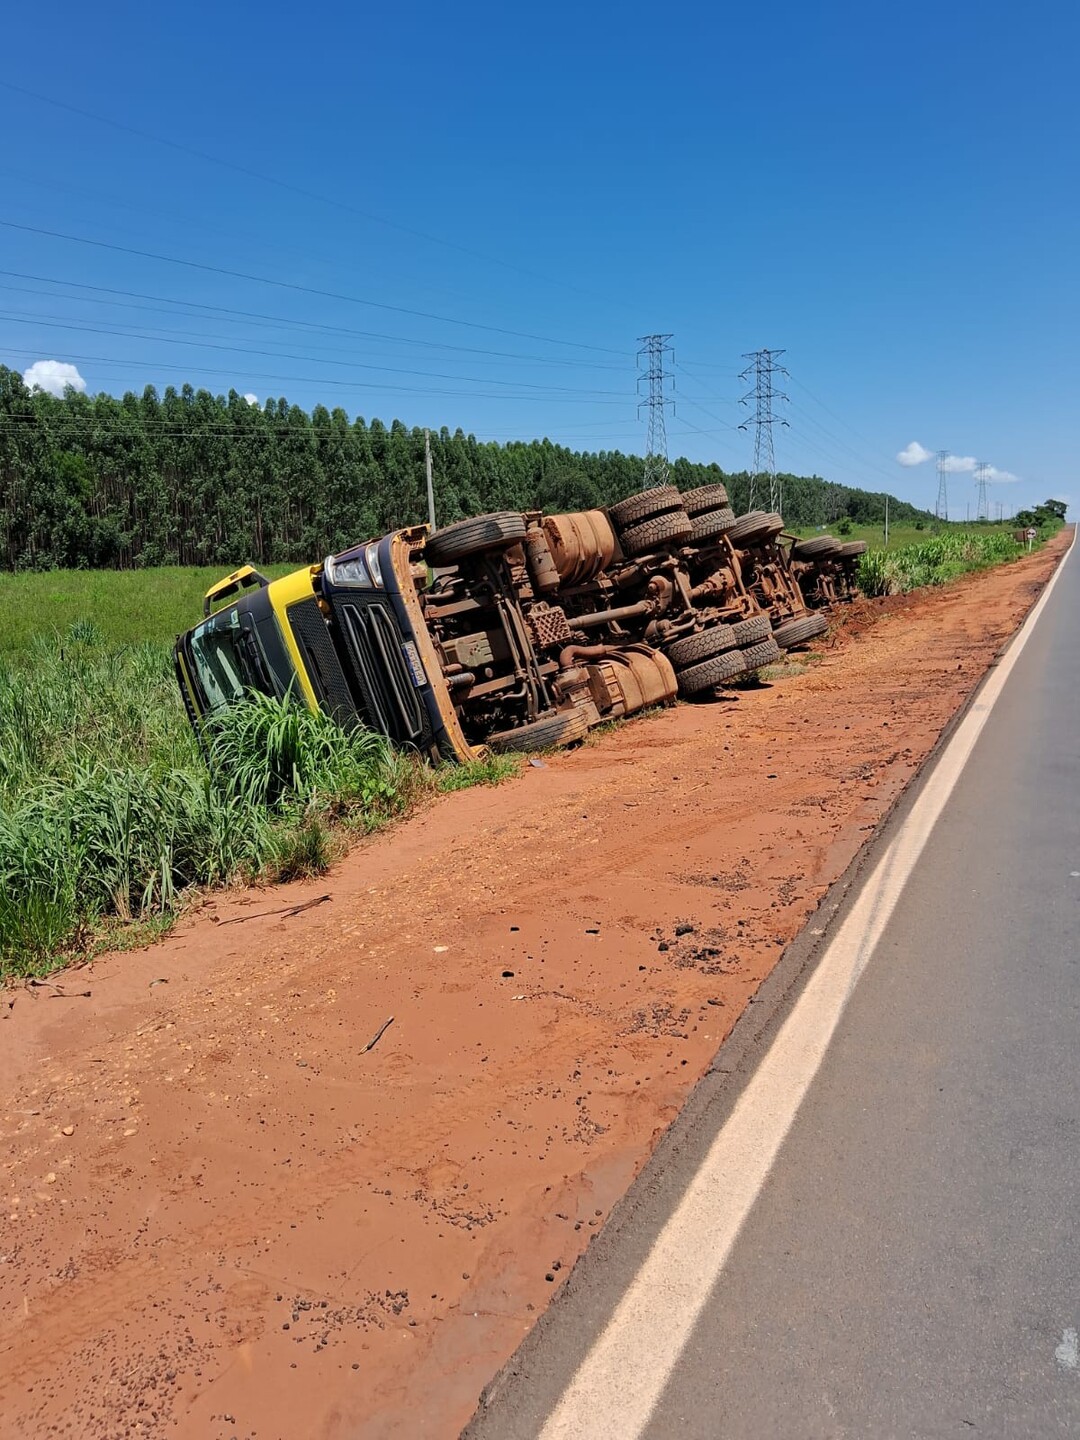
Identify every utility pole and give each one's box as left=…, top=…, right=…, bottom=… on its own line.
left=974, top=461, right=990, bottom=522
left=424, top=428, right=436, bottom=531
left=636, top=334, right=674, bottom=490
left=739, top=349, right=790, bottom=513
left=935, top=450, right=950, bottom=521
left=884, top=493, right=889, bottom=546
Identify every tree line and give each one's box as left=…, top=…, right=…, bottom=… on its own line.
left=0, top=366, right=935, bottom=571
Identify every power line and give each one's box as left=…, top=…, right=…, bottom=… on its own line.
left=682, top=363, right=910, bottom=491
left=787, top=376, right=894, bottom=467
left=784, top=397, right=903, bottom=487
left=0, top=164, right=498, bottom=317
left=0, top=313, right=631, bottom=397
left=0, top=271, right=628, bottom=369
left=1, top=349, right=638, bottom=404
left=672, top=364, right=740, bottom=428
left=739, top=349, right=789, bottom=512
left=637, top=334, right=674, bottom=489
left=0, top=219, right=628, bottom=355
left=0, top=78, right=595, bottom=300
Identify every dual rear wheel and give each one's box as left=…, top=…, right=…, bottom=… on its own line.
left=664, top=616, right=781, bottom=694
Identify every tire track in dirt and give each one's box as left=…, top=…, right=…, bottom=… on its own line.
left=0, top=533, right=1069, bottom=1440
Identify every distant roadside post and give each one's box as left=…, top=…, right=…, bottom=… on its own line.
left=1026, top=527, right=1037, bottom=553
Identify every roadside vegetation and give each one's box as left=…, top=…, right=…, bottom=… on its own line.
left=0, top=625, right=514, bottom=979
left=0, top=565, right=297, bottom=654
left=854, top=506, right=1065, bottom=595
left=856, top=531, right=1022, bottom=595
left=1, top=363, right=931, bottom=572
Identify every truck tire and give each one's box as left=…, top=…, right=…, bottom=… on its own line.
left=730, top=613, right=772, bottom=647
left=689, top=507, right=737, bottom=542
left=666, top=625, right=739, bottom=668
left=792, top=535, right=842, bottom=559
left=680, top=483, right=730, bottom=517
left=425, top=512, right=527, bottom=565
left=838, top=540, right=868, bottom=558
left=620, top=509, right=693, bottom=557
left=728, top=510, right=784, bottom=547
left=677, top=648, right=748, bottom=694
left=740, top=636, right=782, bottom=671
left=487, top=707, right=590, bottom=753
left=772, top=612, right=828, bottom=649
left=608, top=485, right=683, bottom=531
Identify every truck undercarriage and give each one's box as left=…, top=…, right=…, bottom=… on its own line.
left=175, top=494, right=858, bottom=759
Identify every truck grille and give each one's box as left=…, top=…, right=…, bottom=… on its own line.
left=285, top=597, right=357, bottom=728
left=329, top=596, right=432, bottom=749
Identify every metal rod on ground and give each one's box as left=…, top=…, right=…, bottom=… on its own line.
left=363, top=1016, right=395, bottom=1053
left=425, top=427, right=436, bottom=531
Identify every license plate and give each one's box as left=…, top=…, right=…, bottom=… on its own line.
left=401, top=639, right=427, bottom=688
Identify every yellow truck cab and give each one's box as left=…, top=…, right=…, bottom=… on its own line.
left=175, top=528, right=479, bottom=763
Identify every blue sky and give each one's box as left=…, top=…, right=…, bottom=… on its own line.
left=2, top=0, right=1076, bottom=517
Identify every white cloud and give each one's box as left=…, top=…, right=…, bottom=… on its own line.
left=23, top=360, right=87, bottom=398
left=942, top=454, right=978, bottom=474
left=243, top=393, right=259, bottom=406
left=986, top=465, right=1020, bottom=483
left=897, top=440, right=933, bottom=467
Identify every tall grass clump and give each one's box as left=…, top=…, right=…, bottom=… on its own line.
left=857, top=530, right=1022, bottom=597
left=0, top=623, right=415, bottom=976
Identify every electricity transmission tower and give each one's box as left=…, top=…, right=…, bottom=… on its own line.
left=739, top=349, right=789, bottom=512
left=636, top=334, right=674, bottom=489
left=936, top=450, right=950, bottom=520
left=974, top=461, right=990, bottom=521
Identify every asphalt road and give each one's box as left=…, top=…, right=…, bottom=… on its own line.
left=468, top=538, right=1080, bottom=1440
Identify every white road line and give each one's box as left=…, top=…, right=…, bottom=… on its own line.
left=539, top=533, right=1075, bottom=1440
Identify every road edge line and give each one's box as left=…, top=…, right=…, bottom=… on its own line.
left=531, top=529, right=1075, bottom=1439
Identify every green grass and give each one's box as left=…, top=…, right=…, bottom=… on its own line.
left=788, top=519, right=1021, bottom=553
left=0, top=607, right=522, bottom=979
left=854, top=526, right=1059, bottom=596
left=788, top=517, right=1063, bottom=593
left=434, top=754, right=520, bottom=791
left=0, top=564, right=299, bottom=655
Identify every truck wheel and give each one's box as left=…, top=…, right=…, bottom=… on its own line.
left=792, top=535, right=842, bottom=559
left=608, top=485, right=683, bottom=531
left=740, top=636, right=782, bottom=671
left=730, top=614, right=772, bottom=647
left=728, top=510, right=784, bottom=547
left=677, top=648, right=748, bottom=694
left=772, top=612, right=828, bottom=649
left=689, top=507, right=737, bottom=542
left=838, top=540, right=868, bottom=558
left=680, top=483, right=730, bottom=517
left=486, top=708, right=590, bottom=753
left=666, top=625, right=739, bottom=668
left=425, top=512, right=527, bottom=565
left=620, top=509, right=693, bottom=557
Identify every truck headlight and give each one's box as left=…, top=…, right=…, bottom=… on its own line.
left=327, top=555, right=369, bottom=586
left=365, top=542, right=384, bottom=587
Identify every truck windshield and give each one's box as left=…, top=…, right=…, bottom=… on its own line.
left=187, top=609, right=267, bottom=711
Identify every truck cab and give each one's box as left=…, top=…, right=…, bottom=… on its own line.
left=175, top=531, right=480, bottom=763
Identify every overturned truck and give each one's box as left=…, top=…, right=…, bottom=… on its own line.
left=175, top=486, right=845, bottom=758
